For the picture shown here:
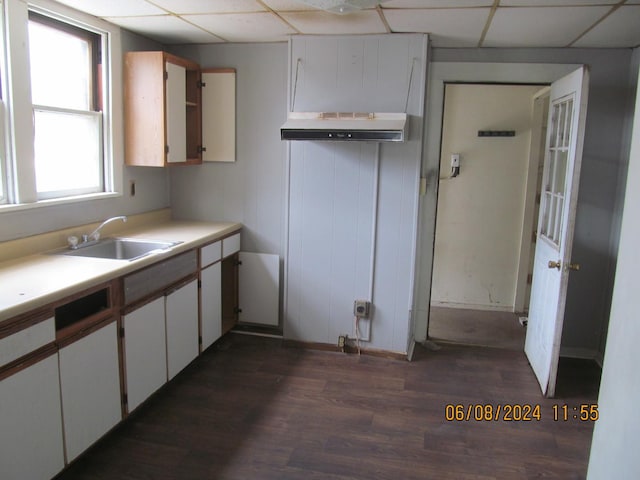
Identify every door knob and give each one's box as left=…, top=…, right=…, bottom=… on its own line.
left=567, top=263, right=581, bottom=271
left=548, top=260, right=561, bottom=270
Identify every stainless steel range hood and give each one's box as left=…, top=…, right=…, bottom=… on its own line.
left=280, top=112, right=407, bottom=142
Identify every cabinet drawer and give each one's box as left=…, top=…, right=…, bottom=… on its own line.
left=0, top=317, right=55, bottom=369
left=222, top=233, right=240, bottom=258
left=201, top=240, right=221, bottom=268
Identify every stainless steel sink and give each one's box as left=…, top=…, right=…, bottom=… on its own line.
left=58, top=238, right=181, bottom=261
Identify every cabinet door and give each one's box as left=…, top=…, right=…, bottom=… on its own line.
left=166, top=280, right=199, bottom=379
left=166, top=61, right=187, bottom=164
left=0, top=354, right=65, bottom=480
left=59, top=321, right=121, bottom=462
left=202, top=69, right=236, bottom=162
left=123, top=297, right=167, bottom=413
left=201, top=262, right=222, bottom=350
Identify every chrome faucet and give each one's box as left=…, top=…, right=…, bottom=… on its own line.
left=68, top=215, right=127, bottom=249
left=87, top=215, right=127, bottom=242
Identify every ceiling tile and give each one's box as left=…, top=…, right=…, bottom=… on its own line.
left=106, top=15, right=224, bottom=44
left=262, top=0, right=318, bottom=10
left=185, top=12, right=297, bottom=42
left=384, top=8, right=490, bottom=47
left=281, top=10, right=387, bottom=34
left=483, top=6, right=610, bottom=47
left=151, top=0, right=266, bottom=14
left=383, top=0, right=493, bottom=7
left=573, top=5, right=640, bottom=48
left=53, top=0, right=165, bottom=17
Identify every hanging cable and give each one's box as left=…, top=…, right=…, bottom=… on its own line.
left=291, top=58, right=302, bottom=111
left=404, top=57, right=419, bottom=114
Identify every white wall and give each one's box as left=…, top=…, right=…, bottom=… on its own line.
left=587, top=47, right=640, bottom=480
left=169, top=43, right=287, bottom=258
left=0, top=29, right=170, bottom=243
left=285, top=35, right=427, bottom=353
left=431, top=84, right=541, bottom=311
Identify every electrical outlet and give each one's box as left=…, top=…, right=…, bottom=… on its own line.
left=353, top=300, right=370, bottom=318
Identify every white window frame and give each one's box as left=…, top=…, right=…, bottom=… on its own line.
left=0, top=0, right=123, bottom=211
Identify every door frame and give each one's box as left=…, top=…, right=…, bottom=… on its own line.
left=514, top=86, right=551, bottom=314
left=412, top=62, right=581, bottom=343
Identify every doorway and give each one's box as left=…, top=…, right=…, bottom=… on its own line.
left=427, top=83, right=548, bottom=350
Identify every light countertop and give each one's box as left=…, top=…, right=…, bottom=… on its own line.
left=0, top=220, right=241, bottom=323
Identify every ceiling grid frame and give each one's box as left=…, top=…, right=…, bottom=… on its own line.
left=49, top=0, right=639, bottom=48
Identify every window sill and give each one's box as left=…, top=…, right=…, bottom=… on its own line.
left=0, top=192, right=122, bottom=214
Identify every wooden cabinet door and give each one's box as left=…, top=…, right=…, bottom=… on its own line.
left=201, top=261, right=222, bottom=350
left=123, top=297, right=167, bottom=413
left=58, top=321, right=121, bottom=462
left=166, top=280, right=199, bottom=380
left=0, top=354, right=65, bottom=480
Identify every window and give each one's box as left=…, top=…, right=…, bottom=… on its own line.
left=540, top=95, right=574, bottom=247
left=29, top=12, right=103, bottom=199
left=0, top=0, right=122, bottom=209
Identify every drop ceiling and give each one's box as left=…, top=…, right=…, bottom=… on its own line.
left=51, top=0, right=640, bottom=48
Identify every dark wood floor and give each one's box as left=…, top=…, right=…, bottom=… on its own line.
left=428, top=306, right=525, bottom=350
left=56, top=333, right=600, bottom=480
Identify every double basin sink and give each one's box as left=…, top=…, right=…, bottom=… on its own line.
left=58, top=238, right=181, bottom=261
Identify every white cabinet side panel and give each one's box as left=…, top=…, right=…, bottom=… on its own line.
left=59, top=321, right=121, bottom=462
left=239, top=252, right=279, bottom=326
left=0, top=355, right=64, bottom=480
left=201, top=262, right=222, bottom=349
left=124, top=297, right=167, bottom=412
left=166, top=280, right=199, bottom=379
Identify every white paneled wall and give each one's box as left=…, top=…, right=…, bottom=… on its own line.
left=285, top=34, right=428, bottom=354
left=287, top=142, right=377, bottom=343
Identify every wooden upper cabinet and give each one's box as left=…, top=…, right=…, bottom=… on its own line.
left=124, top=51, right=202, bottom=167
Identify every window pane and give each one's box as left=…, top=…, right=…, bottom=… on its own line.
left=34, top=109, right=102, bottom=196
left=29, top=20, right=91, bottom=110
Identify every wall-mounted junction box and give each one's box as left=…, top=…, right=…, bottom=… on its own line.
left=353, top=300, right=370, bottom=318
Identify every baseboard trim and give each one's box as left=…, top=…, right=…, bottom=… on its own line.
left=283, top=339, right=408, bottom=361
left=430, top=302, right=514, bottom=312
left=559, top=347, right=599, bottom=360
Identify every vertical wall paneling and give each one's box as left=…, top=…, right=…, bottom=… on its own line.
left=170, top=44, right=287, bottom=259
left=285, top=34, right=428, bottom=353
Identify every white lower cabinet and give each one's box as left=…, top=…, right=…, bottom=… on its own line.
left=0, top=354, right=65, bottom=480
left=201, top=261, right=222, bottom=350
left=58, top=321, right=121, bottom=462
left=123, top=297, right=167, bottom=412
left=166, top=279, right=199, bottom=379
